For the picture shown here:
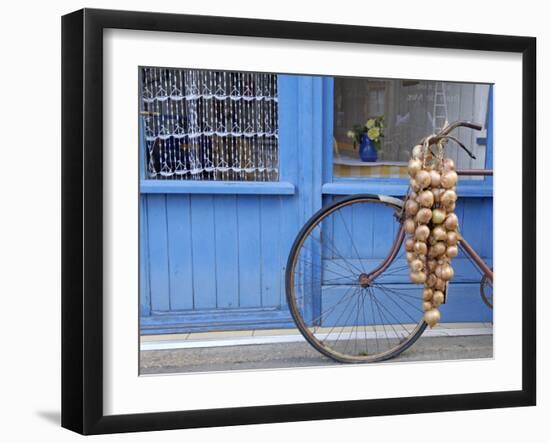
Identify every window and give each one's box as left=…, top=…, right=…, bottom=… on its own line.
left=333, top=77, right=490, bottom=179
left=140, top=67, right=279, bottom=182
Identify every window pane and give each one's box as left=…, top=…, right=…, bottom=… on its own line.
left=140, top=67, right=279, bottom=181
left=333, top=77, right=490, bottom=179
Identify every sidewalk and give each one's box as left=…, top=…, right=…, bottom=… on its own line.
left=140, top=322, right=493, bottom=375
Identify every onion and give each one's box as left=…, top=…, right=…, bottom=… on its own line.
left=440, top=264, right=454, bottom=280
left=446, top=245, right=459, bottom=258
left=431, top=209, right=445, bottom=225
left=440, top=190, right=457, bottom=207
left=432, top=188, right=443, bottom=203
left=404, top=218, right=416, bottom=235
left=444, top=213, right=459, bottom=231
left=415, top=170, right=431, bottom=189
left=410, top=178, right=420, bottom=192
left=415, top=225, right=430, bottom=242
left=422, top=288, right=433, bottom=301
left=427, top=259, right=437, bottom=272
left=442, top=158, right=455, bottom=172
left=411, top=145, right=422, bottom=159
left=430, top=242, right=447, bottom=258
left=432, top=290, right=445, bottom=307
left=409, top=191, right=418, bottom=201
left=432, top=226, right=447, bottom=241
left=426, top=274, right=437, bottom=288
left=406, top=252, right=415, bottom=262
left=414, top=241, right=428, bottom=255
left=418, top=190, right=434, bottom=208
left=405, top=238, right=415, bottom=252
left=410, top=271, right=427, bottom=284
left=424, top=308, right=441, bottom=327
left=435, top=278, right=446, bottom=291
left=423, top=301, right=433, bottom=312
left=443, top=201, right=456, bottom=212
left=435, top=265, right=443, bottom=279
left=408, top=159, right=422, bottom=177
left=446, top=231, right=459, bottom=245
left=405, top=199, right=419, bottom=216
left=441, top=170, right=458, bottom=189
left=429, top=170, right=441, bottom=188
left=416, top=208, right=432, bottom=224
left=410, top=259, right=424, bottom=272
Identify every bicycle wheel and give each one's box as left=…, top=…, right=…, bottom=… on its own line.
left=286, top=194, right=427, bottom=363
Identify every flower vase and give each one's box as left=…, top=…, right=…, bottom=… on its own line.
left=359, top=134, right=378, bottom=162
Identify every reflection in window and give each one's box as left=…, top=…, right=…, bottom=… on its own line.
left=333, top=78, right=490, bottom=179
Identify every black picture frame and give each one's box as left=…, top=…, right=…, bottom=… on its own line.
left=62, top=8, right=536, bottom=435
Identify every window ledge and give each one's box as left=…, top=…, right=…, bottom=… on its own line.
left=322, top=181, right=493, bottom=197
left=140, top=180, right=296, bottom=195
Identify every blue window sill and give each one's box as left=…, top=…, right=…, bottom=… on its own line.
left=140, top=180, right=296, bottom=195
left=322, top=180, right=493, bottom=198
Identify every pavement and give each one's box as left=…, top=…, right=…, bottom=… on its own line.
left=140, top=323, right=493, bottom=375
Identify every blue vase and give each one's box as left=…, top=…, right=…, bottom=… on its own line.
left=359, top=134, right=378, bottom=162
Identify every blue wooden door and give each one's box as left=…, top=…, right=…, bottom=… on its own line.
left=140, top=75, right=330, bottom=334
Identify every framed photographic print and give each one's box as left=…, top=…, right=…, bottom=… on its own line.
left=61, top=8, right=536, bottom=435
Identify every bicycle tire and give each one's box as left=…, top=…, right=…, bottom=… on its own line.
left=285, top=194, right=427, bottom=363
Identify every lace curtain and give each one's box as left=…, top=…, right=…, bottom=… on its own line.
left=140, top=67, right=279, bottom=181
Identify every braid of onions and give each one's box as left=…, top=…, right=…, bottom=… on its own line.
left=405, top=144, right=459, bottom=328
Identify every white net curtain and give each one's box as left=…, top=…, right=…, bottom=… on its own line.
left=140, top=67, right=279, bottom=181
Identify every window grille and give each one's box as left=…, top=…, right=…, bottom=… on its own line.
left=140, top=67, right=279, bottom=181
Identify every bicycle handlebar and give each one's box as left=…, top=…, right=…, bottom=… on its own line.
left=437, top=121, right=482, bottom=137
left=424, top=121, right=483, bottom=160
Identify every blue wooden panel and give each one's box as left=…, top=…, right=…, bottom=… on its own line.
left=166, top=194, right=194, bottom=310
left=139, top=195, right=151, bottom=316
left=277, top=75, right=299, bottom=183
left=237, top=195, right=262, bottom=308
left=146, top=195, right=171, bottom=311
left=190, top=195, right=217, bottom=309
left=460, top=198, right=492, bottom=259
left=322, top=77, right=334, bottom=184
left=260, top=196, right=282, bottom=307
left=141, top=307, right=294, bottom=334
left=278, top=199, right=300, bottom=308
left=298, top=76, right=315, bottom=224
left=481, top=198, right=493, bottom=258
left=213, top=196, right=240, bottom=309
left=352, top=200, right=375, bottom=259
left=440, top=283, right=493, bottom=323
left=332, top=203, right=354, bottom=260
left=372, top=204, right=397, bottom=259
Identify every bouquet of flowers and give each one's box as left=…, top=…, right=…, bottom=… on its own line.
left=347, top=116, right=385, bottom=150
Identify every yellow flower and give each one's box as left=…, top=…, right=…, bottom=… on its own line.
left=367, top=127, right=380, bottom=141
left=366, top=119, right=376, bottom=129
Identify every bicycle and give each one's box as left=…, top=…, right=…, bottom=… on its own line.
left=285, top=121, right=493, bottom=363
